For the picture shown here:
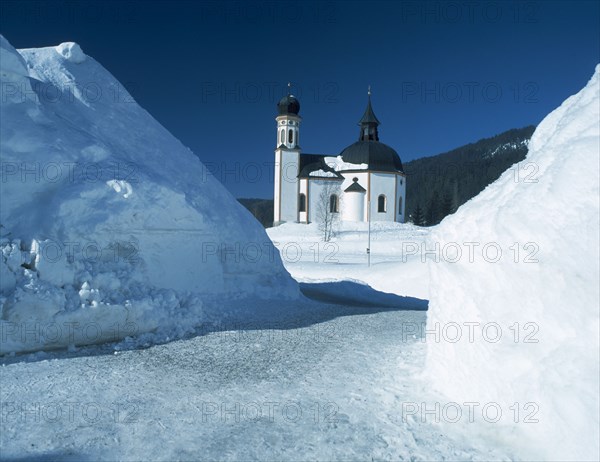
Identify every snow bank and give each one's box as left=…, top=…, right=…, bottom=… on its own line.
left=0, top=36, right=298, bottom=354
left=427, top=66, right=600, bottom=460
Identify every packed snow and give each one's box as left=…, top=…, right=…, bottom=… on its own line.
left=427, top=65, right=600, bottom=461
left=0, top=35, right=298, bottom=354
left=0, top=298, right=514, bottom=462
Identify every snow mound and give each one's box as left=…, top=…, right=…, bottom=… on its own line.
left=55, top=42, right=86, bottom=63
left=0, top=35, right=298, bottom=354
left=0, top=36, right=29, bottom=78
left=427, top=65, right=600, bottom=461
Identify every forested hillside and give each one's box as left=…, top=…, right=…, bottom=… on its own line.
left=404, top=125, right=535, bottom=225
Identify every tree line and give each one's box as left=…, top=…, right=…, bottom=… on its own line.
left=404, top=125, right=535, bottom=226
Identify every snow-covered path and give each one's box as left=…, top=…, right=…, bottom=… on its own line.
left=1, top=296, right=509, bottom=461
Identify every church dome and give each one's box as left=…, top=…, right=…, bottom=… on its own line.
left=339, top=140, right=404, bottom=173
left=277, top=94, right=300, bottom=115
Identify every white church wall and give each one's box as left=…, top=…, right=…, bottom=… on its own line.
left=396, top=174, right=407, bottom=223
left=279, top=149, right=299, bottom=223
left=307, top=180, right=325, bottom=223
left=370, top=172, right=397, bottom=222
left=299, top=179, right=308, bottom=223
left=342, top=192, right=365, bottom=221
left=273, top=151, right=282, bottom=224
left=307, top=179, right=343, bottom=223
left=340, top=172, right=369, bottom=221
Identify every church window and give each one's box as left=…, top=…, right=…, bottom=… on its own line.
left=378, top=194, right=386, bottom=213
left=398, top=196, right=403, bottom=214
left=280, top=130, right=285, bottom=144
left=299, top=193, right=306, bottom=212
left=288, top=129, right=293, bottom=144
left=329, top=194, right=339, bottom=213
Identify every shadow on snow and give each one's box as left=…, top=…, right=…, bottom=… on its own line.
left=0, top=281, right=428, bottom=365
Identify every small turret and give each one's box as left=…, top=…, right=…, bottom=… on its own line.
left=358, top=86, right=380, bottom=142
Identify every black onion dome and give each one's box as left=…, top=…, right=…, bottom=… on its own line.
left=277, top=94, right=300, bottom=115
left=339, top=141, right=404, bottom=173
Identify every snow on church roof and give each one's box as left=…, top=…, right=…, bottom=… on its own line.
left=324, top=155, right=368, bottom=171
left=299, top=154, right=367, bottom=179
left=308, top=169, right=342, bottom=178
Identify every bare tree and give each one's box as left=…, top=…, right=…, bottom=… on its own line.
left=315, top=180, right=341, bottom=242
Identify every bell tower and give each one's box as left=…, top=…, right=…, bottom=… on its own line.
left=276, top=83, right=301, bottom=149
left=358, top=86, right=380, bottom=141
left=273, top=83, right=301, bottom=226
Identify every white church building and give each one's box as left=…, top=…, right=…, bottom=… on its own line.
left=273, top=88, right=406, bottom=225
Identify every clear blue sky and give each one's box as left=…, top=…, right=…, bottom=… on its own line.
left=2, top=0, right=599, bottom=198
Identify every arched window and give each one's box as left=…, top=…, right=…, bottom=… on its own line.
left=288, top=129, right=293, bottom=144
left=329, top=194, right=339, bottom=213
left=280, top=129, right=285, bottom=144
left=299, top=193, right=306, bottom=212
left=398, top=196, right=403, bottom=214
left=378, top=194, right=386, bottom=213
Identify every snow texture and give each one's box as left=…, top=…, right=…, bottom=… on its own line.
left=427, top=65, right=600, bottom=461
left=0, top=36, right=298, bottom=354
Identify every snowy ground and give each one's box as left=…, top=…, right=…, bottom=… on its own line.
left=267, top=221, right=431, bottom=301
left=0, top=223, right=514, bottom=461
left=1, top=299, right=509, bottom=462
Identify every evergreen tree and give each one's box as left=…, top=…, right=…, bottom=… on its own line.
left=440, top=190, right=454, bottom=218
left=412, top=204, right=425, bottom=226
left=404, top=125, right=535, bottom=221
left=426, top=192, right=440, bottom=226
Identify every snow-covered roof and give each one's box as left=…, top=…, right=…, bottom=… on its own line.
left=324, top=155, right=368, bottom=171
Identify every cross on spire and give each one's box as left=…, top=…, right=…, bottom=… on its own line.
left=287, top=82, right=291, bottom=95
left=368, top=85, right=371, bottom=97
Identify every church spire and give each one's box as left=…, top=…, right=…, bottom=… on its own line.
left=358, top=86, right=380, bottom=141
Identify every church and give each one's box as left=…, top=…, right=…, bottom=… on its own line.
left=273, top=87, right=406, bottom=226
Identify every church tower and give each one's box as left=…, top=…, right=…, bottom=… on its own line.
left=359, top=87, right=380, bottom=141
left=273, top=84, right=301, bottom=226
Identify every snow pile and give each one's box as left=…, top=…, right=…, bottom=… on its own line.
left=0, top=35, right=298, bottom=354
left=54, top=42, right=86, bottom=63
left=427, top=66, right=600, bottom=461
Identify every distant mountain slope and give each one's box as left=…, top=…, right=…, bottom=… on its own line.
left=404, top=125, right=536, bottom=225
left=239, top=125, right=536, bottom=228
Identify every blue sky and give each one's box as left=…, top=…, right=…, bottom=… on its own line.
left=1, top=0, right=599, bottom=198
